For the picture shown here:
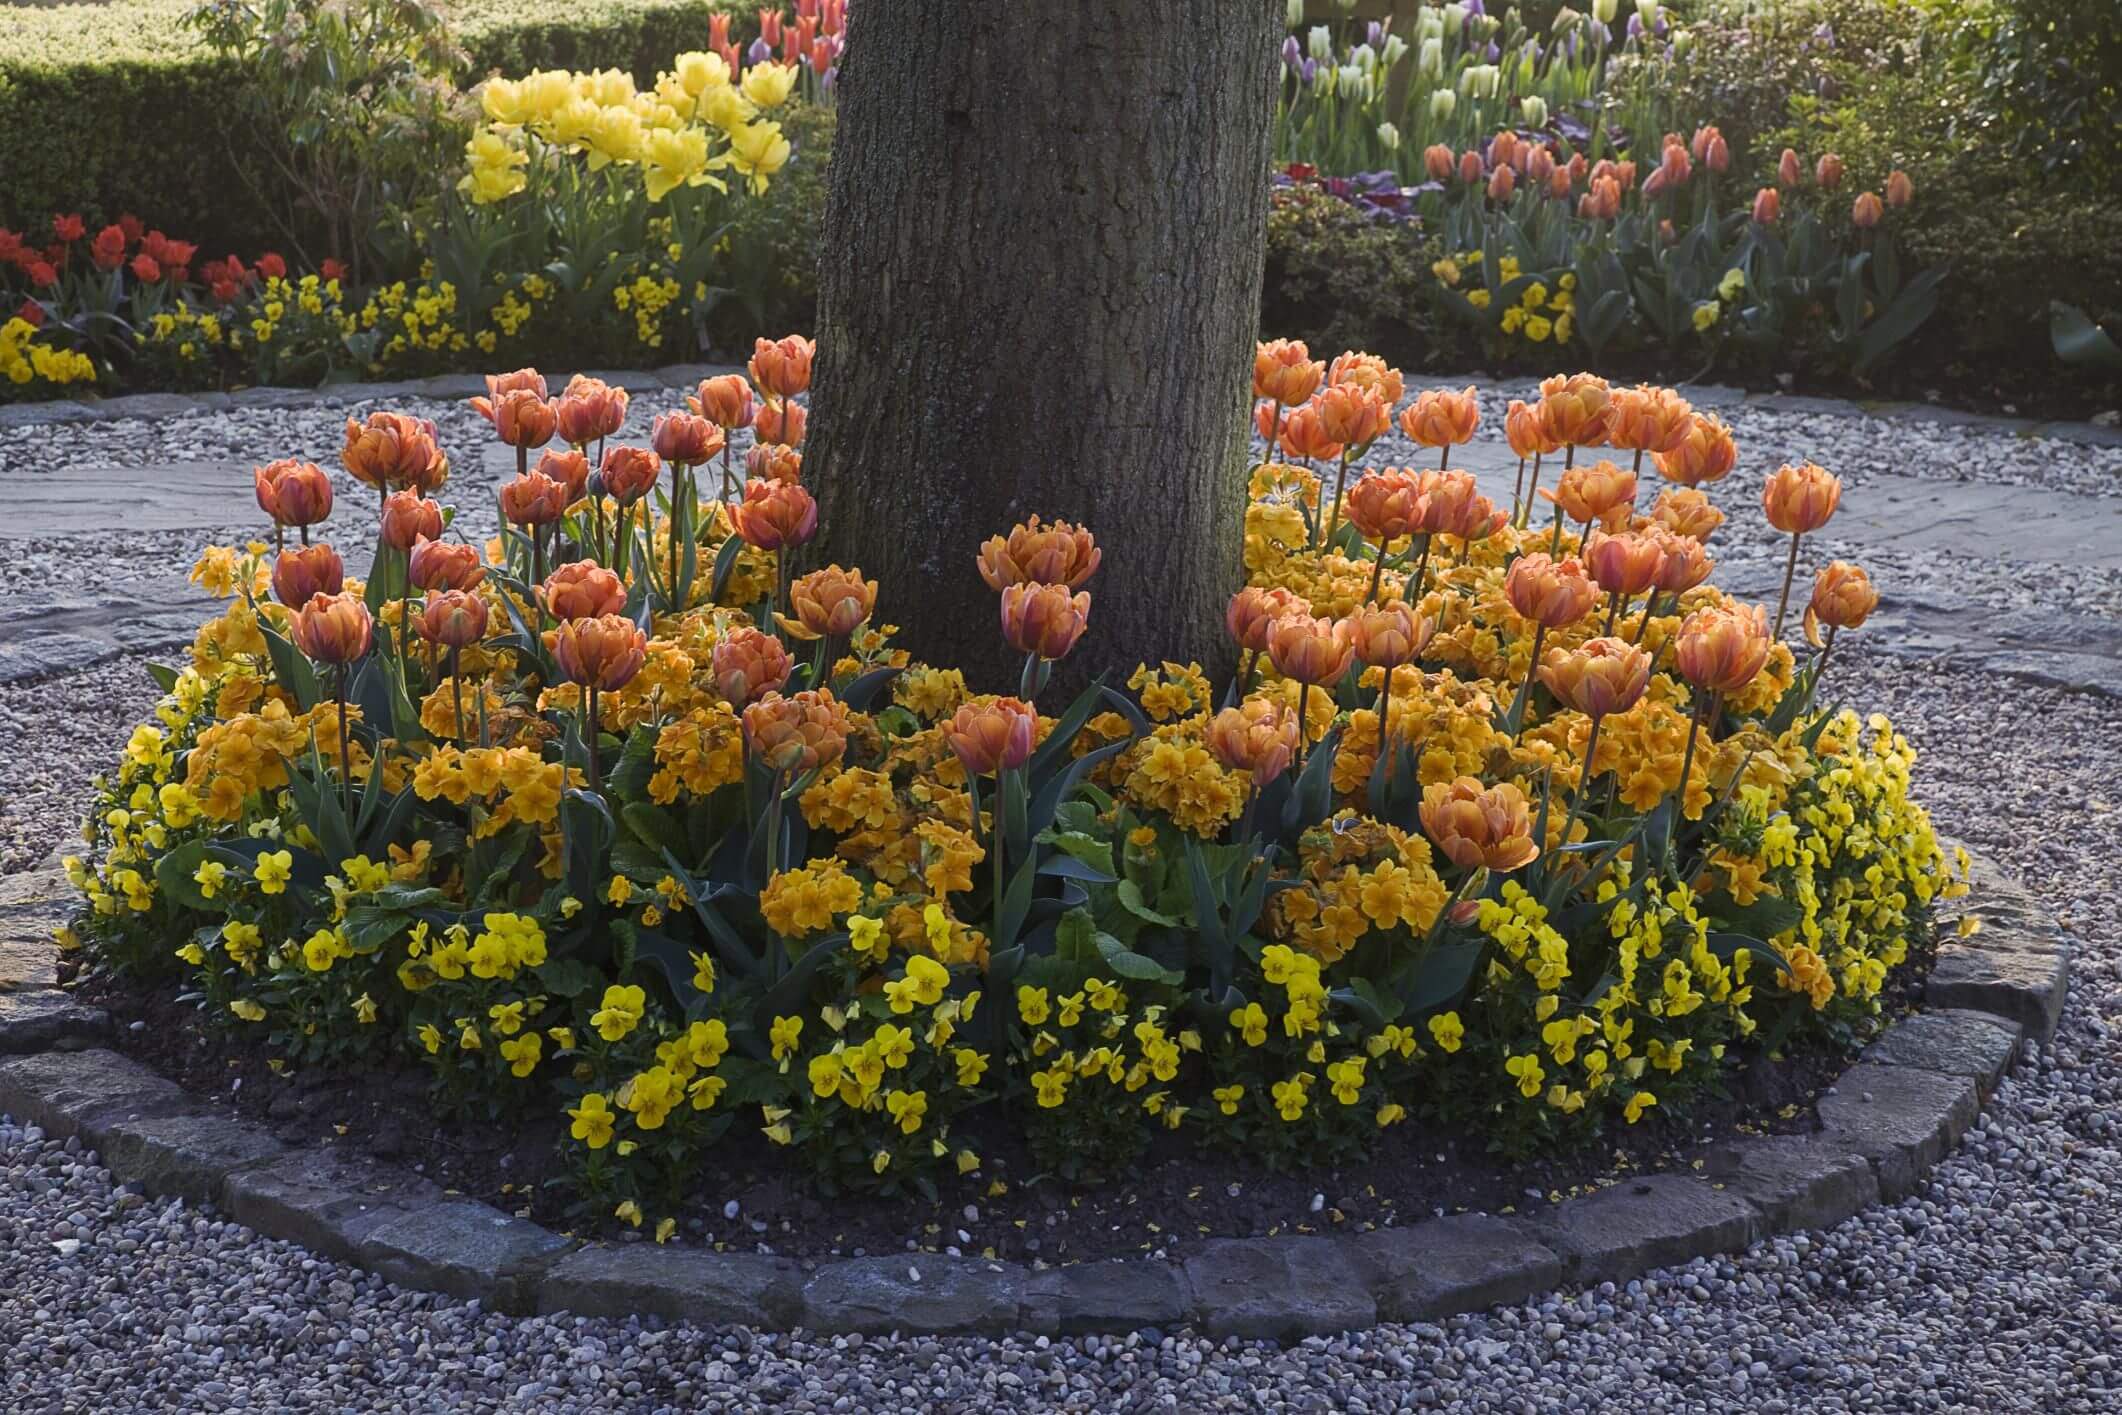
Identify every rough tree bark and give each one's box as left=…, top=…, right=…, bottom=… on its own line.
left=807, top=0, right=1282, bottom=694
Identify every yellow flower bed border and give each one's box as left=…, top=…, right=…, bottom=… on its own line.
left=0, top=845, right=2061, bottom=1336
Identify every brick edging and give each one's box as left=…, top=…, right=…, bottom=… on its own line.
left=0, top=844, right=2069, bottom=1340
left=3, top=371, right=2118, bottom=450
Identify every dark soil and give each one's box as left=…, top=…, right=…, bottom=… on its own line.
left=74, top=925, right=1937, bottom=1267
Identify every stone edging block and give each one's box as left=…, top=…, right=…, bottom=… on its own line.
left=0, top=852, right=2069, bottom=1338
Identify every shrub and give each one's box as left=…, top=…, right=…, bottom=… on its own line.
left=1261, top=182, right=1455, bottom=373
left=64, top=347, right=1957, bottom=1226
left=0, top=1, right=750, bottom=260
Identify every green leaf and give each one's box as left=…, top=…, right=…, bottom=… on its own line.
left=1397, top=938, right=1484, bottom=1014
left=534, top=956, right=603, bottom=999
left=1706, top=931, right=1792, bottom=978
left=1116, top=878, right=1181, bottom=928
left=145, top=661, right=180, bottom=694
left=2050, top=301, right=2122, bottom=369
left=1045, top=830, right=1115, bottom=879
left=1093, top=930, right=1184, bottom=985
left=153, top=839, right=213, bottom=912
left=341, top=905, right=412, bottom=953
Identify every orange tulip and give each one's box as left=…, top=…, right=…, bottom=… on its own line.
left=499, top=471, right=569, bottom=527
left=1851, top=191, right=1884, bottom=228
left=1349, top=601, right=1436, bottom=669
left=1423, top=143, right=1455, bottom=183
left=1674, top=603, right=1771, bottom=694
left=1815, top=153, right=1845, bottom=189
left=753, top=398, right=807, bottom=447
left=712, top=626, right=793, bottom=706
left=1254, top=339, right=1325, bottom=406
left=1265, top=613, right=1355, bottom=686
left=1419, top=777, right=1539, bottom=873
left=1312, top=383, right=1391, bottom=448
left=290, top=590, right=374, bottom=664
left=1505, top=398, right=1560, bottom=459
left=730, top=478, right=817, bottom=550
left=272, top=543, right=344, bottom=607
left=746, top=442, right=804, bottom=485
left=1000, top=582, right=1091, bottom=660
left=600, top=445, right=663, bottom=506
left=1692, top=125, right=1729, bottom=173
left=1751, top=187, right=1781, bottom=225
left=343, top=412, right=447, bottom=494
left=469, top=387, right=556, bottom=449
left=418, top=589, right=489, bottom=649
left=481, top=369, right=548, bottom=401
left=1537, top=372, right=1614, bottom=447
left=1583, top=530, right=1664, bottom=597
left=1327, top=351, right=1404, bottom=408
left=1650, top=526, right=1715, bottom=594
left=1487, top=164, right=1517, bottom=202
left=689, top=373, right=757, bottom=429
left=1761, top=462, right=1841, bottom=534
left=742, top=687, right=851, bottom=774
left=748, top=334, right=816, bottom=400
left=554, top=614, right=647, bottom=692
left=1543, top=459, right=1637, bottom=525
left=1540, top=636, right=1651, bottom=720
left=1206, top=698, right=1300, bottom=787
left=554, top=375, right=630, bottom=446
left=1457, top=150, right=1484, bottom=185
left=379, top=490, right=443, bottom=552
left=1276, top=401, right=1345, bottom=462
left=1651, top=488, right=1725, bottom=542
left=1399, top=385, right=1481, bottom=451
left=976, top=516, right=1102, bottom=591
left=945, top=695, right=1037, bottom=776
left=1652, top=412, right=1737, bottom=487
left=540, top=560, right=626, bottom=621
left=651, top=411, right=724, bottom=466
left=1777, top=148, right=1802, bottom=188
left=1427, top=475, right=1506, bottom=542
left=1226, top=586, right=1310, bottom=654
left=254, top=459, right=333, bottom=529
left=1806, top=560, right=1879, bottom=643
left=784, top=564, right=878, bottom=639
left=408, top=537, right=485, bottom=592
left=1504, top=553, right=1598, bottom=628
left=1607, top=385, right=1695, bottom=456
left=1885, top=170, right=1913, bottom=208
left=1577, top=176, right=1621, bottom=221
left=1344, top=469, right=1425, bottom=544
left=536, top=447, right=591, bottom=503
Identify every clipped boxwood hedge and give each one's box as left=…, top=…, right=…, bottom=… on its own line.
left=0, top=0, right=744, bottom=257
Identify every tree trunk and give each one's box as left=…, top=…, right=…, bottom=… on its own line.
left=807, top=0, right=1282, bottom=695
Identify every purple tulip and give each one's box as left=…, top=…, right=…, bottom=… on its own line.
left=1628, top=14, right=1644, bottom=39
left=1282, top=35, right=1302, bottom=71
left=748, top=37, right=771, bottom=64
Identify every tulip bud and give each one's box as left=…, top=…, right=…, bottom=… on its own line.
left=418, top=589, right=489, bottom=650
left=408, top=536, right=486, bottom=592
left=380, top=490, right=443, bottom=553
left=1674, top=603, right=1770, bottom=694
left=499, top=471, right=569, bottom=527
left=1777, top=147, right=1802, bottom=188
left=1424, top=143, right=1455, bottom=183
left=1528, top=146, right=1556, bottom=186
left=747, top=334, right=816, bottom=400
left=1420, top=777, right=1539, bottom=872
left=1457, top=147, right=1483, bottom=184
left=1327, top=351, right=1404, bottom=406
left=651, top=411, right=725, bottom=467
left=1000, top=582, right=1091, bottom=661
left=1582, top=530, right=1664, bottom=596
left=744, top=443, right=802, bottom=486
left=540, top=560, right=627, bottom=621
left=1761, top=461, right=1842, bottom=534
left=1505, top=398, right=1559, bottom=459
left=534, top=448, right=591, bottom=504
left=1265, top=612, right=1355, bottom=686
left=712, top=625, right=794, bottom=706
left=553, top=614, right=648, bottom=693
left=1606, top=384, right=1695, bottom=456
left=688, top=373, right=757, bottom=429
left=1806, top=560, right=1879, bottom=643
left=600, top=445, right=663, bottom=506
left=945, top=695, right=1037, bottom=776
left=1851, top=191, right=1883, bottom=229
left=976, top=516, right=1102, bottom=590
left=272, top=543, right=345, bottom=607
left=1432, top=89, right=1458, bottom=123
left=753, top=398, right=807, bottom=447
left=1651, top=488, right=1726, bottom=543
left=1400, top=385, right=1481, bottom=449
left=1253, top=339, right=1326, bottom=407
left=469, top=387, right=557, bottom=449
left=1537, top=371, right=1614, bottom=447
left=730, top=478, right=817, bottom=550
left=1650, top=525, right=1715, bottom=593
left=1543, top=458, right=1637, bottom=525
left=481, top=369, right=548, bottom=402
left=290, top=590, right=374, bottom=665
left=343, top=412, right=448, bottom=494
left=1539, top=636, right=1651, bottom=720
left=1227, top=586, right=1311, bottom=654
left=1206, top=698, right=1301, bottom=788
left=784, top=564, right=878, bottom=639
left=1885, top=169, right=1913, bottom=207
left=1487, top=163, right=1517, bottom=202
left=254, top=459, right=334, bottom=530
left=1348, top=601, right=1436, bottom=669
left=1275, top=401, right=1345, bottom=462
left=1815, top=153, right=1844, bottom=189
left=1504, top=552, right=1599, bottom=628
left=1651, top=412, right=1737, bottom=487
left=742, top=688, right=851, bottom=774
left=555, top=375, right=630, bottom=448
left=1751, top=186, right=1781, bottom=225
left=1313, top=381, right=1392, bottom=447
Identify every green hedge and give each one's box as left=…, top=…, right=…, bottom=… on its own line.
left=0, top=0, right=744, bottom=257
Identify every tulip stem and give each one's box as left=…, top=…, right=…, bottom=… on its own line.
left=1519, top=451, right=1543, bottom=528
left=1564, top=713, right=1605, bottom=846
left=1602, top=589, right=1623, bottom=637
left=1815, top=623, right=1838, bottom=692
left=1365, top=552, right=1387, bottom=606
left=1322, top=450, right=1354, bottom=549
left=991, top=773, right=1008, bottom=945
left=1235, top=648, right=1257, bottom=704
left=1402, top=535, right=1434, bottom=609
left=1771, top=531, right=1802, bottom=640
left=1631, top=590, right=1662, bottom=646
left=1674, top=689, right=1718, bottom=823
left=584, top=684, right=600, bottom=795
left=764, top=770, right=786, bottom=879
left=334, top=666, right=353, bottom=819
left=1376, top=665, right=1394, bottom=747
left=1509, top=456, right=1527, bottom=522
left=1513, top=622, right=1547, bottom=744
left=1296, top=683, right=1311, bottom=764
left=1547, top=445, right=1575, bottom=554
left=448, top=646, right=465, bottom=745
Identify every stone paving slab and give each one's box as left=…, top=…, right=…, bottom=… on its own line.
left=1343, top=1213, right=1566, bottom=1324
left=1862, top=1008, right=2023, bottom=1094
left=1181, top=1236, right=1378, bottom=1341
left=1702, top=1134, right=1880, bottom=1232
left=799, top=1254, right=1031, bottom=1336
left=539, top=1245, right=805, bottom=1328
left=361, top=1197, right=573, bottom=1313
left=1530, top=1174, right=1761, bottom=1287
left=96, top=1110, right=288, bottom=1205
left=220, top=1147, right=445, bottom=1263
left=0, top=1048, right=193, bottom=1144
left=1816, top=1062, right=1981, bottom=1202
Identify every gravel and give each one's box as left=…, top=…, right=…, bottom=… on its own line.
left=3, top=391, right=2122, bottom=1409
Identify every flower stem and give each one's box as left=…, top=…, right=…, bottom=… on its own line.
left=1771, top=531, right=1803, bottom=640
left=335, top=665, right=353, bottom=818
left=585, top=683, right=601, bottom=794
left=1402, top=535, right=1434, bottom=608
left=449, top=646, right=464, bottom=744
left=1513, top=622, right=1547, bottom=743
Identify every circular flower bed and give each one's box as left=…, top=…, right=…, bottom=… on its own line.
left=60, top=343, right=1963, bottom=1239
